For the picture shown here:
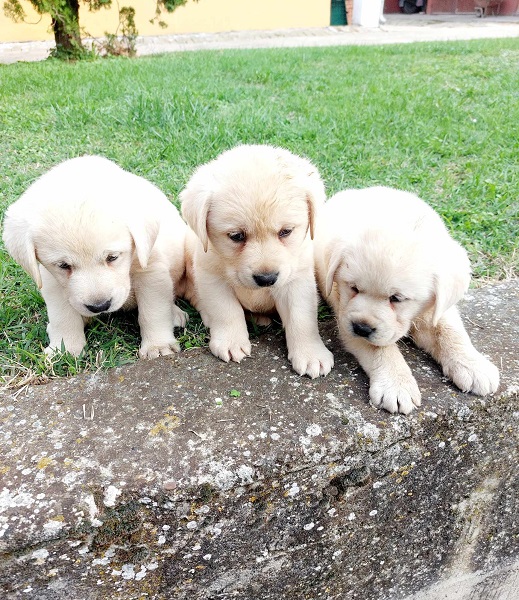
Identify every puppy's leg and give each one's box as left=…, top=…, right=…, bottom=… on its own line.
left=196, top=275, right=251, bottom=363
left=172, top=304, right=189, bottom=328
left=274, top=277, right=334, bottom=379
left=341, top=329, right=421, bottom=415
left=411, top=306, right=499, bottom=396
left=40, top=267, right=87, bottom=356
left=133, top=267, right=188, bottom=359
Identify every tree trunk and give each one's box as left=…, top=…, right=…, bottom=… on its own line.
left=51, top=0, right=83, bottom=57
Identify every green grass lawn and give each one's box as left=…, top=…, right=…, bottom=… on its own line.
left=1, top=38, right=518, bottom=384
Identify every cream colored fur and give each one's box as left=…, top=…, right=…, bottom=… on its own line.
left=314, top=186, right=499, bottom=414
left=2, top=156, right=188, bottom=358
left=180, top=144, right=334, bottom=378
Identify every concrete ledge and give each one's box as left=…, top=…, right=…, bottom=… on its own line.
left=0, top=281, right=518, bottom=598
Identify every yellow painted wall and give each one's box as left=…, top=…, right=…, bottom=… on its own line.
left=0, top=0, right=331, bottom=43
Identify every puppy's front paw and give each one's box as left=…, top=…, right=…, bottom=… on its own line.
left=443, top=352, right=499, bottom=396
left=209, top=335, right=252, bottom=364
left=45, top=343, right=85, bottom=358
left=289, top=344, right=334, bottom=379
left=45, top=334, right=86, bottom=357
left=173, top=305, right=189, bottom=328
left=139, top=338, right=181, bottom=359
left=369, top=371, right=421, bottom=415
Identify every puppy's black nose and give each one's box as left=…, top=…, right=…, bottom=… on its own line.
left=352, top=322, right=375, bottom=338
left=253, top=272, right=279, bottom=287
left=85, top=300, right=111, bottom=314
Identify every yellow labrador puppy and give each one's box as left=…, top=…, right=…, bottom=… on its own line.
left=3, top=156, right=188, bottom=358
left=315, top=186, right=499, bottom=414
left=180, top=144, right=334, bottom=378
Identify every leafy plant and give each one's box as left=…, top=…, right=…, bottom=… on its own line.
left=98, top=5, right=138, bottom=57
left=151, top=0, right=192, bottom=28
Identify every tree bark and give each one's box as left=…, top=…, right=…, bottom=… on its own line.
left=51, top=0, right=83, bottom=56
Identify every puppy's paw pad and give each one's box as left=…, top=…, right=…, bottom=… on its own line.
left=209, top=337, right=252, bottom=364
left=370, top=375, right=421, bottom=415
left=140, top=339, right=181, bottom=359
left=290, top=345, right=334, bottom=379
left=444, top=354, right=499, bottom=396
left=173, top=306, right=189, bottom=328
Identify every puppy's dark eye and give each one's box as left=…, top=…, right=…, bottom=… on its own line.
left=278, top=228, right=293, bottom=238
left=58, top=262, right=71, bottom=271
left=106, top=254, right=119, bottom=263
left=390, top=295, right=403, bottom=303
left=229, top=231, right=246, bottom=243
left=350, top=285, right=359, bottom=294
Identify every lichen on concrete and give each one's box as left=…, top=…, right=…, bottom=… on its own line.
left=0, top=281, right=518, bottom=599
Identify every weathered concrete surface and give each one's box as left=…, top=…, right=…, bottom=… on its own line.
left=0, top=280, right=517, bottom=599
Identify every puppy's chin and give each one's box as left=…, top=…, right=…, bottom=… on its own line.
left=361, top=334, right=403, bottom=347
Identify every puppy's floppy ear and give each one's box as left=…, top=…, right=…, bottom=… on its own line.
left=324, top=242, right=345, bottom=298
left=2, top=212, right=42, bottom=288
left=306, top=178, right=325, bottom=240
left=126, top=214, right=160, bottom=269
left=179, top=172, right=212, bottom=252
left=431, top=240, right=471, bottom=326
left=293, top=161, right=326, bottom=241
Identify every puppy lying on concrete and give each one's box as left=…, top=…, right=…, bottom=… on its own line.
left=180, top=144, right=334, bottom=378
left=314, top=186, right=499, bottom=414
left=3, top=156, right=188, bottom=358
